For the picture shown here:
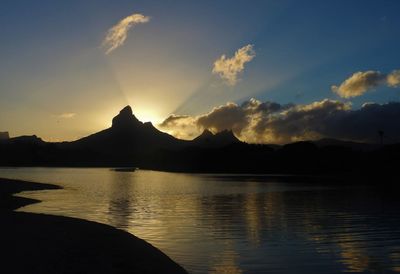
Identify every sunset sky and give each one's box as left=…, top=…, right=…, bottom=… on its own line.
left=1, top=0, right=400, bottom=143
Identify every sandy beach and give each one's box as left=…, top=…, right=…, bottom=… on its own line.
left=0, top=178, right=187, bottom=274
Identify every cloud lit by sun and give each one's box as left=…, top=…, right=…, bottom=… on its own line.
left=212, top=44, right=256, bottom=86
left=103, top=13, right=150, bottom=54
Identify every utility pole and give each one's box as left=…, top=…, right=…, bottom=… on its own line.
left=378, top=130, right=384, bottom=146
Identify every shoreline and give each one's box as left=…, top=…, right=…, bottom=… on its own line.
left=0, top=177, right=187, bottom=274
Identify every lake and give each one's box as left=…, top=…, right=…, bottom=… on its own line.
left=1, top=167, right=400, bottom=273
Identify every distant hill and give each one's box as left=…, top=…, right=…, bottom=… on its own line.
left=191, top=129, right=240, bottom=148
left=0, top=132, right=9, bottom=140
left=7, top=135, right=43, bottom=144
left=313, top=138, right=379, bottom=151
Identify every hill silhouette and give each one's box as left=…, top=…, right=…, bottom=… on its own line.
left=64, top=106, right=187, bottom=165
left=192, top=129, right=240, bottom=148
left=0, top=132, right=9, bottom=140
left=1, top=105, right=400, bottom=182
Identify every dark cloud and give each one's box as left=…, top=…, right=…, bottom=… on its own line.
left=240, top=98, right=283, bottom=114
left=321, top=102, right=400, bottom=142
left=197, top=102, right=248, bottom=133
left=157, top=98, right=400, bottom=144
left=253, top=99, right=351, bottom=143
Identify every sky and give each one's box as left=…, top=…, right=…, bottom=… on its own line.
left=1, top=0, right=400, bottom=143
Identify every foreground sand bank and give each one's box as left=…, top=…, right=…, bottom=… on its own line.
left=0, top=178, right=187, bottom=274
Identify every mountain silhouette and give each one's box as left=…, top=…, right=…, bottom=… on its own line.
left=6, top=135, right=43, bottom=144
left=192, top=129, right=240, bottom=148
left=69, top=106, right=241, bottom=156
left=0, top=105, right=400, bottom=182
left=313, top=138, right=379, bottom=151
left=111, top=106, right=142, bottom=128
left=65, top=106, right=188, bottom=164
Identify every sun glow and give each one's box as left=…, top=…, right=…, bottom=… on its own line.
left=133, top=109, right=163, bottom=124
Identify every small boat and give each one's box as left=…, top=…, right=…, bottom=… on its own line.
left=112, top=167, right=138, bottom=172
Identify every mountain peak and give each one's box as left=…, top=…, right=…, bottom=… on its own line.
left=120, top=105, right=133, bottom=115
left=200, top=129, right=214, bottom=138
left=192, top=129, right=240, bottom=147
left=214, top=130, right=239, bottom=142
left=216, top=129, right=235, bottom=137
left=111, top=105, right=141, bottom=129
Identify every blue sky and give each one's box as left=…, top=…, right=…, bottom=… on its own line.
left=0, top=0, right=399, bottom=141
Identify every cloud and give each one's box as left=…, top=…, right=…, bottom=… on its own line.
left=253, top=99, right=351, bottom=143
left=212, top=44, right=255, bottom=85
left=197, top=103, right=248, bottom=133
left=332, top=70, right=400, bottom=98
left=331, top=71, right=386, bottom=98
left=58, top=113, right=76, bottom=119
left=103, top=13, right=150, bottom=54
left=387, top=70, right=400, bottom=87
left=158, top=98, right=400, bottom=144
left=158, top=115, right=198, bottom=140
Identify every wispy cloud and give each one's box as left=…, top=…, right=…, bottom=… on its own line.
left=103, top=13, right=150, bottom=54
left=332, top=70, right=400, bottom=98
left=58, top=113, right=76, bottom=119
left=212, top=44, right=255, bottom=86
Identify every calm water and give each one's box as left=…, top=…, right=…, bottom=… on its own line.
left=1, top=167, right=400, bottom=273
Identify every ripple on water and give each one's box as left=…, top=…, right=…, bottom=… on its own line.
left=1, top=168, right=400, bottom=274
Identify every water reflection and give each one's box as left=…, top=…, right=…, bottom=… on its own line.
left=209, top=240, right=242, bottom=274
left=392, top=250, right=400, bottom=272
left=1, top=168, right=400, bottom=273
left=107, top=172, right=134, bottom=229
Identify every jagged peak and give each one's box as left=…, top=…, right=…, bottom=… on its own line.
left=111, top=105, right=141, bottom=129
left=193, top=129, right=214, bottom=141
left=193, top=128, right=240, bottom=146
left=143, top=121, right=156, bottom=130
left=216, top=129, right=233, bottom=135
left=119, top=105, right=133, bottom=115
left=200, top=129, right=214, bottom=137
left=215, top=129, right=238, bottom=140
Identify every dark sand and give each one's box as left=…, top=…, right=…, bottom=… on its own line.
left=0, top=178, right=187, bottom=274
